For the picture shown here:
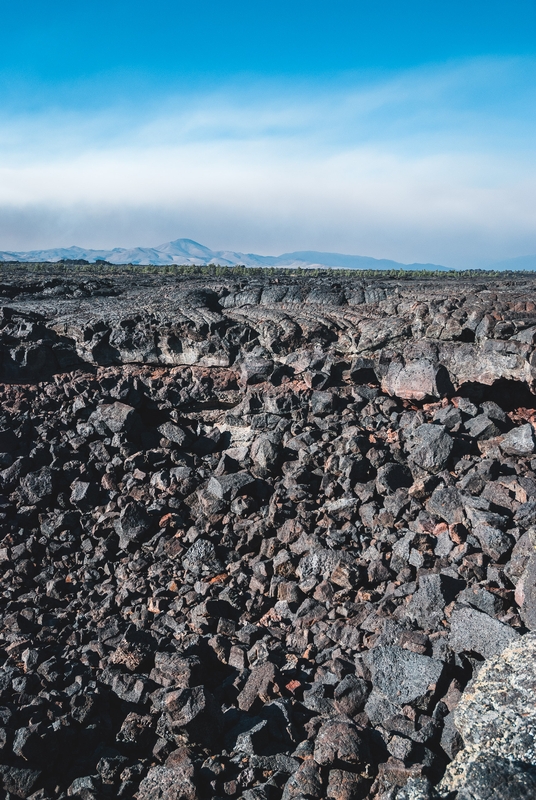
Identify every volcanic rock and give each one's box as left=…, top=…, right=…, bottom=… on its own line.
left=0, top=269, right=535, bottom=800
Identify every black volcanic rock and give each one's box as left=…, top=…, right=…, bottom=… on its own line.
left=0, top=269, right=535, bottom=799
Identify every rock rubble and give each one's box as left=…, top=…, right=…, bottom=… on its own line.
left=0, top=271, right=536, bottom=799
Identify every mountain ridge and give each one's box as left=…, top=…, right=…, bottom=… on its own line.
left=4, top=237, right=536, bottom=271
left=0, top=237, right=451, bottom=271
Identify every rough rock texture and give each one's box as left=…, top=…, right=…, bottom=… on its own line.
left=437, top=633, right=536, bottom=799
left=0, top=270, right=536, bottom=799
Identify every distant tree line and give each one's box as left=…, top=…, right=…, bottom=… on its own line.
left=0, top=260, right=535, bottom=281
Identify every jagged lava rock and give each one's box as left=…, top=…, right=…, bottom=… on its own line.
left=0, top=271, right=536, bottom=800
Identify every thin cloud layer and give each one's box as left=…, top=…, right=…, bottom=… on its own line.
left=0, top=58, right=535, bottom=267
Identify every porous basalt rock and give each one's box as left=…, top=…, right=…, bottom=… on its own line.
left=0, top=270, right=536, bottom=799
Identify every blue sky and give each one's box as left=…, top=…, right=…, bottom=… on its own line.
left=1, top=1, right=536, bottom=266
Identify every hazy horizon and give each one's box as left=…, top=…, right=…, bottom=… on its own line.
left=1, top=2, right=536, bottom=269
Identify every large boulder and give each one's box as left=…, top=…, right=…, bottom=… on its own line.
left=440, top=633, right=536, bottom=798
left=382, top=360, right=452, bottom=401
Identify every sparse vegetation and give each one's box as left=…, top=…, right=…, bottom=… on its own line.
left=1, top=259, right=536, bottom=281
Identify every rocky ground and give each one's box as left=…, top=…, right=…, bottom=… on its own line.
left=1, top=269, right=536, bottom=799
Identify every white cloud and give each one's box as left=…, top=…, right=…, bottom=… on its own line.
left=0, top=57, right=535, bottom=266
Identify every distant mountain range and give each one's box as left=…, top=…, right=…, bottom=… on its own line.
left=0, top=238, right=450, bottom=270
left=1, top=238, right=535, bottom=271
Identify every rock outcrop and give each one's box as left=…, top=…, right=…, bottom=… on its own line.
left=397, top=633, right=536, bottom=799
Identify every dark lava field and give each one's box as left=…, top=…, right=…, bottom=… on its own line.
left=1, top=269, right=536, bottom=800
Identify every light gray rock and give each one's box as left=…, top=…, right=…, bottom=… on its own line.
left=395, top=777, right=437, bottom=800
left=364, top=645, right=444, bottom=706
left=440, top=633, right=536, bottom=797
left=449, top=607, right=520, bottom=660
left=182, top=539, right=224, bottom=578
left=137, top=753, right=197, bottom=800
left=157, top=421, right=190, bottom=447
left=406, top=573, right=462, bottom=631
left=500, top=423, right=536, bottom=456
left=517, top=555, right=536, bottom=630
left=450, top=756, right=536, bottom=800
left=89, top=401, right=139, bottom=434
